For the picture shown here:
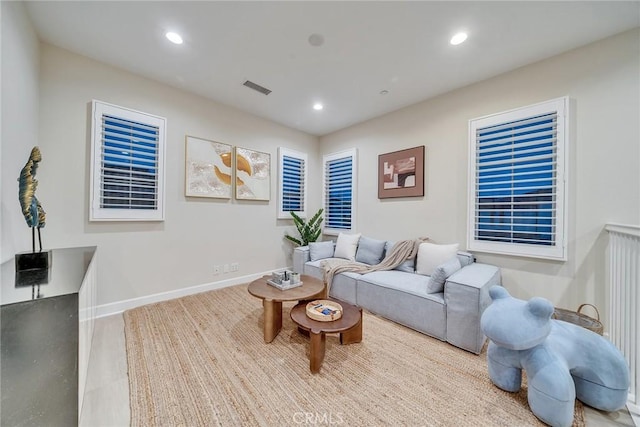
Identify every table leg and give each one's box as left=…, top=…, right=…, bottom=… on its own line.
left=340, top=309, right=363, bottom=345
left=309, top=330, right=326, bottom=374
left=297, top=326, right=310, bottom=337
left=263, top=299, right=282, bottom=343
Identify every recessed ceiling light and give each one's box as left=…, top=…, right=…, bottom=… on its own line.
left=165, top=31, right=183, bottom=45
left=380, top=90, right=389, bottom=95
left=313, top=103, right=324, bottom=111
left=308, top=33, right=325, bottom=47
left=450, top=32, right=468, bottom=46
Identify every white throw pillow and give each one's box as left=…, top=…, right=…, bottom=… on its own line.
left=334, top=233, right=361, bottom=261
left=416, top=242, right=460, bottom=276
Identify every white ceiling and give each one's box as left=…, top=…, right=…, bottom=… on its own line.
left=25, top=1, right=640, bottom=136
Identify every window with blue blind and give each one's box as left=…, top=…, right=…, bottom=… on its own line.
left=468, top=97, right=568, bottom=260
left=323, top=149, right=357, bottom=234
left=90, top=101, right=166, bottom=221
left=277, top=147, right=307, bottom=219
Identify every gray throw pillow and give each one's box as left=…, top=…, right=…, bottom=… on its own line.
left=457, top=251, right=475, bottom=267
left=355, top=237, right=386, bottom=265
left=427, top=257, right=462, bottom=293
left=309, top=241, right=334, bottom=261
left=385, top=241, right=415, bottom=273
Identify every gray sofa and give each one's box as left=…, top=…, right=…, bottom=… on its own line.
left=293, top=240, right=501, bottom=354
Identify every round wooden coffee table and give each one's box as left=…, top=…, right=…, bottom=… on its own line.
left=290, top=299, right=363, bottom=373
left=248, top=275, right=325, bottom=343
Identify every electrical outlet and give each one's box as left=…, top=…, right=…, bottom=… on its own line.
left=223, top=264, right=230, bottom=273
left=213, top=265, right=221, bottom=275
left=230, top=262, right=239, bottom=272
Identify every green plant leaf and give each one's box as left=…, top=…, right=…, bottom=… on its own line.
left=285, top=234, right=302, bottom=246
left=285, top=209, right=324, bottom=246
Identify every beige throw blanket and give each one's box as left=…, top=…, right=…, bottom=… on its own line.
left=321, top=238, right=427, bottom=294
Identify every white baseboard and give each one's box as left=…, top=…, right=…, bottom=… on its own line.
left=95, top=267, right=289, bottom=318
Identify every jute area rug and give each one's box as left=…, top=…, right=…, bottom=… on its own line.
left=124, top=284, right=585, bottom=426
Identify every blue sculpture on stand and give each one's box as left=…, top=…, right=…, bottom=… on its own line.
left=16, top=146, right=50, bottom=274
left=481, top=286, right=629, bottom=427
left=18, top=146, right=46, bottom=253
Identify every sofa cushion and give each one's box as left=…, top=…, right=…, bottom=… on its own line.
left=416, top=242, right=459, bottom=276
left=334, top=233, right=361, bottom=261
left=304, top=258, right=343, bottom=280
left=355, top=236, right=386, bottom=265
left=427, top=256, right=462, bottom=293
left=385, top=241, right=415, bottom=273
left=327, top=271, right=360, bottom=305
left=359, top=271, right=432, bottom=299
left=309, top=241, right=334, bottom=261
left=357, top=271, right=446, bottom=340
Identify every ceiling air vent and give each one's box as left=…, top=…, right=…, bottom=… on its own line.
left=243, top=80, right=272, bottom=95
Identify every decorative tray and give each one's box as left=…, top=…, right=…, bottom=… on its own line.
left=266, top=279, right=303, bottom=291
left=306, top=300, right=343, bottom=322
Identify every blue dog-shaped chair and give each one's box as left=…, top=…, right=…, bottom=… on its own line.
left=481, top=286, right=629, bottom=427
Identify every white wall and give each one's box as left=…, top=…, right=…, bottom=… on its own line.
left=4, top=14, right=638, bottom=326
left=36, top=44, right=320, bottom=306
left=320, top=29, right=640, bottom=328
left=1, top=1, right=41, bottom=260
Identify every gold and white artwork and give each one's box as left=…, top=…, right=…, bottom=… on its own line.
left=235, top=147, right=270, bottom=200
left=185, top=136, right=232, bottom=199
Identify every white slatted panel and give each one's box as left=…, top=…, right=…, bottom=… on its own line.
left=468, top=97, right=567, bottom=260
left=607, top=224, right=640, bottom=415
left=101, top=115, right=159, bottom=210
left=324, top=155, right=353, bottom=230
left=90, top=100, right=166, bottom=221
left=281, top=155, right=305, bottom=212
left=474, top=112, right=557, bottom=246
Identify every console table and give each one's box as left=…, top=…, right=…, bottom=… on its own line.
left=1, top=246, right=97, bottom=426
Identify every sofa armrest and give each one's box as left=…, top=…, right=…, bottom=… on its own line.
left=293, top=246, right=310, bottom=274
left=444, top=263, right=501, bottom=354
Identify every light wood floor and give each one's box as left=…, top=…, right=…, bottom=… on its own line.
left=80, top=314, right=638, bottom=427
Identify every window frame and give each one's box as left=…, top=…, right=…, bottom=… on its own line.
left=322, top=148, right=357, bottom=235
left=467, top=97, right=568, bottom=260
left=277, top=147, right=308, bottom=219
left=90, top=100, right=167, bottom=221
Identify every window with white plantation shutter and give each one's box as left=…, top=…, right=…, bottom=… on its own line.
left=468, top=97, right=568, bottom=260
left=90, top=101, right=166, bottom=221
left=277, top=147, right=307, bottom=219
left=323, top=149, right=357, bottom=234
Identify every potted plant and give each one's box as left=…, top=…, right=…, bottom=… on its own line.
left=285, top=208, right=324, bottom=246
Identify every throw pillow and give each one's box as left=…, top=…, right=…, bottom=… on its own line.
left=427, top=256, right=462, bottom=293
left=416, top=242, right=460, bottom=276
left=457, top=251, right=475, bottom=267
left=334, top=233, right=361, bottom=261
left=309, top=241, right=334, bottom=261
left=385, top=241, right=415, bottom=273
left=355, top=236, right=386, bottom=265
